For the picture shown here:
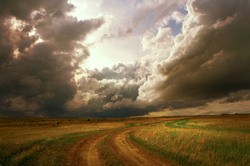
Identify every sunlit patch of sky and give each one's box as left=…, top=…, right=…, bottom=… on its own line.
left=165, top=7, right=188, bottom=36
left=178, top=6, right=188, bottom=15
left=165, top=19, right=182, bottom=36
left=69, top=0, right=188, bottom=70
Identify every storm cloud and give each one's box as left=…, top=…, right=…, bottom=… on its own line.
left=0, top=0, right=249, bottom=117
left=0, top=0, right=104, bottom=117
left=64, top=63, right=154, bottom=117
left=154, top=0, right=250, bottom=105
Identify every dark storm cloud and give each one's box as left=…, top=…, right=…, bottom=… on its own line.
left=80, top=106, right=158, bottom=118
left=18, top=35, right=37, bottom=53
left=1, top=0, right=249, bottom=118
left=0, top=0, right=104, bottom=117
left=36, top=16, right=104, bottom=51
left=90, top=63, right=141, bottom=103
left=63, top=63, right=156, bottom=118
left=0, top=43, right=77, bottom=115
left=156, top=0, right=250, bottom=107
left=0, top=20, right=12, bottom=66
left=0, top=0, right=73, bottom=20
left=224, top=90, right=250, bottom=103
left=89, top=64, right=139, bottom=97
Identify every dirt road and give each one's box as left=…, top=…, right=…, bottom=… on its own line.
left=62, top=128, right=173, bottom=166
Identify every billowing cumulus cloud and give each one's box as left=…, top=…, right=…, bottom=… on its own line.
left=161, top=0, right=249, bottom=100
left=0, top=0, right=104, bottom=117
left=133, top=0, right=186, bottom=29
left=64, top=63, right=156, bottom=117
left=140, top=0, right=250, bottom=112
left=1, top=0, right=249, bottom=117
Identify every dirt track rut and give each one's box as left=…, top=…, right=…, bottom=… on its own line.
left=62, top=128, right=173, bottom=166
left=109, top=130, right=169, bottom=166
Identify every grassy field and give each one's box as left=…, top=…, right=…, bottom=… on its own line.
left=131, top=115, right=250, bottom=166
left=0, top=115, right=249, bottom=166
left=0, top=119, right=120, bottom=166
left=0, top=117, right=160, bottom=166
left=99, top=133, right=124, bottom=166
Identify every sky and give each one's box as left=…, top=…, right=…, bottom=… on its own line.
left=0, top=0, right=250, bottom=118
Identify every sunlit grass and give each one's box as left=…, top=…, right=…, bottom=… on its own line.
left=131, top=115, right=250, bottom=166
left=1, top=116, right=249, bottom=165
left=0, top=131, right=104, bottom=166
left=0, top=117, right=163, bottom=165
left=0, top=118, right=126, bottom=166
left=99, top=134, right=124, bottom=166
left=0, top=123, right=125, bottom=144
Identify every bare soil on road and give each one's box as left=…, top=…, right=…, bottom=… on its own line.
left=62, top=127, right=174, bottom=166
left=108, top=129, right=172, bottom=166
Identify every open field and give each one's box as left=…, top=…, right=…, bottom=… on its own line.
left=0, top=115, right=249, bottom=166
left=131, top=115, right=250, bottom=166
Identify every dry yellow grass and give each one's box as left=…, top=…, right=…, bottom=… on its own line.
left=1, top=116, right=249, bottom=166
left=0, top=118, right=127, bottom=166
left=131, top=115, right=250, bottom=166
left=0, top=117, right=164, bottom=165
left=0, top=122, right=125, bottom=144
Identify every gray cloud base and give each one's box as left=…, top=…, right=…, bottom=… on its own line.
left=0, top=0, right=104, bottom=117
left=156, top=0, right=250, bottom=106
left=0, top=0, right=250, bottom=117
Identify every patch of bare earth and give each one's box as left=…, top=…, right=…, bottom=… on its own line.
left=62, top=127, right=176, bottom=166
left=107, top=129, right=175, bottom=166
left=62, top=131, right=112, bottom=166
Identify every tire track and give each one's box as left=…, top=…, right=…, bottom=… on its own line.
left=62, top=131, right=113, bottom=166
left=108, top=129, right=172, bottom=166
left=62, top=126, right=174, bottom=166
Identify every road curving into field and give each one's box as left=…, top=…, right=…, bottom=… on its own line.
left=108, top=129, right=170, bottom=166
left=62, top=130, right=113, bottom=166
left=62, top=126, right=174, bottom=166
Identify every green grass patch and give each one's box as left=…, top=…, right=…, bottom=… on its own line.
left=99, top=134, right=124, bottom=166
left=125, top=123, right=135, bottom=127
left=129, top=132, right=198, bottom=166
left=165, top=119, right=250, bottom=133
left=131, top=117, right=250, bottom=166
left=0, top=130, right=104, bottom=166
